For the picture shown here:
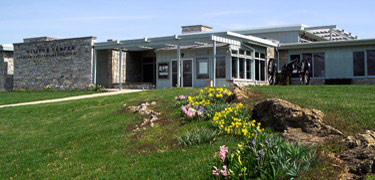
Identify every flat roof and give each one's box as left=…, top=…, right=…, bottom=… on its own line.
left=279, top=38, right=375, bottom=50
left=0, top=44, right=13, bottom=51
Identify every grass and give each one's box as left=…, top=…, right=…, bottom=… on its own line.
left=250, top=85, right=375, bottom=136
left=0, top=90, right=99, bottom=105
left=0, top=88, right=241, bottom=179
left=1, top=85, right=374, bottom=179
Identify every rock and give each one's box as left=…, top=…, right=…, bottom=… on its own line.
left=227, top=85, right=251, bottom=103
left=127, top=101, right=160, bottom=129
left=252, top=98, right=343, bottom=137
left=338, top=130, right=375, bottom=177
left=345, top=130, right=375, bottom=148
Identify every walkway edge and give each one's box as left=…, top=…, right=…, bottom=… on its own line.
left=0, top=90, right=143, bottom=108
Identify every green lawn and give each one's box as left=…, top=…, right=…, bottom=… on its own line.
left=1, top=85, right=374, bottom=179
left=0, top=88, right=241, bottom=179
left=0, top=90, right=98, bottom=105
left=250, top=85, right=375, bottom=135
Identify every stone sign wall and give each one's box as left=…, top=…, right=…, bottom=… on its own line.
left=13, top=36, right=96, bottom=90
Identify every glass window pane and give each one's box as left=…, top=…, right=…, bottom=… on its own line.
left=367, top=50, right=375, bottom=76
left=290, top=54, right=300, bottom=62
left=246, top=51, right=251, bottom=56
left=239, top=50, right=245, bottom=55
left=255, top=52, right=260, bottom=58
left=231, top=50, right=238, bottom=55
left=353, top=52, right=365, bottom=76
left=313, top=53, right=325, bottom=77
left=260, top=53, right=265, bottom=59
left=255, top=60, right=260, bottom=80
left=216, top=56, right=226, bottom=78
left=232, top=57, right=237, bottom=78
left=246, top=59, right=251, bottom=79
left=196, top=57, right=209, bottom=79
left=239, top=58, right=244, bottom=79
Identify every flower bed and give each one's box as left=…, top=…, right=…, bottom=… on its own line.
left=175, top=87, right=315, bottom=179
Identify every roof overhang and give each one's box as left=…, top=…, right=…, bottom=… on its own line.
left=94, top=31, right=277, bottom=51
left=279, top=38, right=375, bottom=50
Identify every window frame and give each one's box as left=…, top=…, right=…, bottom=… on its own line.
left=196, top=57, right=210, bottom=79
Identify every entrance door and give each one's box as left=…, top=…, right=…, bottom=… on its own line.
left=183, top=60, right=193, bottom=87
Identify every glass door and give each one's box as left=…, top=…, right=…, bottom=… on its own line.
left=183, top=60, right=193, bottom=87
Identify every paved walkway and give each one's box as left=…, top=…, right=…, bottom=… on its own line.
left=0, top=89, right=143, bottom=108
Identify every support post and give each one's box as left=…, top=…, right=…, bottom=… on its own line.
left=212, top=41, right=216, bottom=87
left=251, top=51, right=256, bottom=81
left=93, top=48, right=97, bottom=85
left=119, top=47, right=123, bottom=90
left=244, top=58, right=247, bottom=79
left=177, top=42, right=181, bottom=87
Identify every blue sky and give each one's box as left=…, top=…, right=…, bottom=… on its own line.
left=1, top=0, right=375, bottom=44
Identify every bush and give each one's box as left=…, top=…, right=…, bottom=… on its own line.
left=176, top=127, right=220, bottom=147
left=211, top=132, right=316, bottom=179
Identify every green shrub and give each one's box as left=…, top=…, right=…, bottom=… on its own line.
left=211, top=132, right=316, bottom=179
left=176, top=127, right=220, bottom=147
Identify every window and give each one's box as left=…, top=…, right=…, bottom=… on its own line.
left=232, top=57, right=238, bottom=78
left=260, top=53, right=265, bottom=59
left=239, top=58, right=244, bottom=78
left=216, top=56, right=226, bottom=78
left=231, top=50, right=238, bottom=55
left=313, top=53, right=325, bottom=77
left=255, top=60, right=260, bottom=80
left=290, top=54, right=301, bottom=62
left=255, top=52, right=260, bottom=58
left=158, top=63, right=169, bottom=79
left=353, top=52, right=365, bottom=76
left=246, top=59, right=251, bottom=79
left=246, top=51, right=251, bottom=56
left=239, top=50, right=245, bottom=55
left=196, top=50, right=209, bottom=56
left=196, top=57, right=209, bottom=79
left=367, top=50, right=375, bottom=76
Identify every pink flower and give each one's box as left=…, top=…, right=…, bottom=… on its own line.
left=220, top=165, right=228, bottom=177
left=219, top=145, right=229, bottom=162
left=181, top=105, right=188, bottom=114
left=186, top=108, right=196, bottom=118
left=212, top=166, right=219, bottom=176
left=175, top=96, right=178, bottom=100
left=179, top=95, right=186, bottom=99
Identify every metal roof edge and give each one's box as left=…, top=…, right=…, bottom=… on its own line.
left=279, top=38, right=375, bottom=50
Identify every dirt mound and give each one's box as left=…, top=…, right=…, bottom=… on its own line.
left=252, top=98, right=343, bottom=137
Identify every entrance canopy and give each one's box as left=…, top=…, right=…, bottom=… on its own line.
left=94, top=31, right=278, bottom=51
left=93, top=31, right=278, bottom=89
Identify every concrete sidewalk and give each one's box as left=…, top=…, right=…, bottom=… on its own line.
left=0, top=89, right=143, bottom=108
